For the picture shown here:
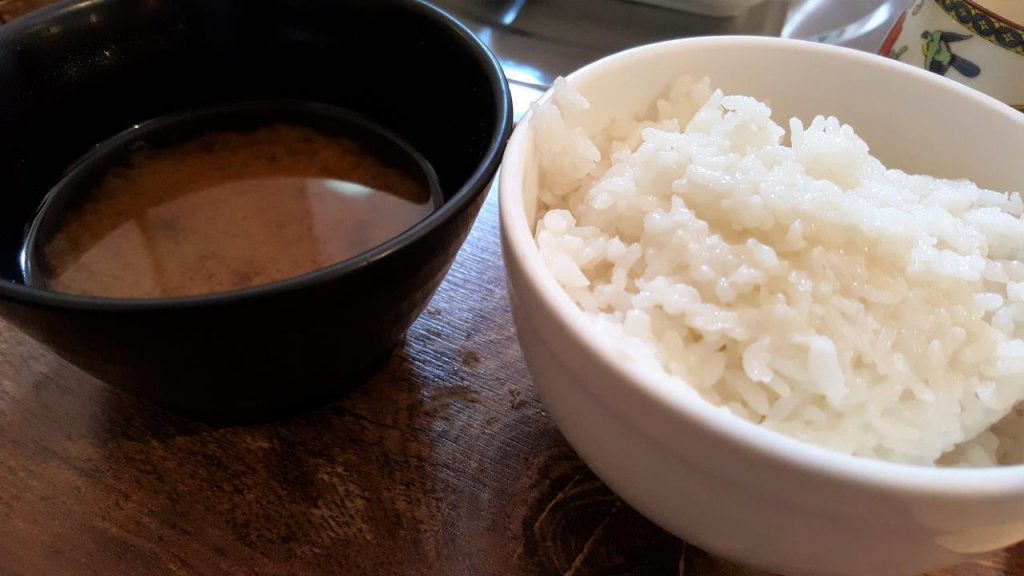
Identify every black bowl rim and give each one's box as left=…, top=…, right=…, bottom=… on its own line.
left=0, top=0, right=513, bottom=311
left=19, top=99, right=445, bottom=293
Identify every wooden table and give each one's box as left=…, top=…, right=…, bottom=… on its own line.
left=0, top=1, right=1021, bottom=574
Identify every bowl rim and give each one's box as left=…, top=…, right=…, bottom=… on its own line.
left=499, top=35, right=1024, bottom=493
left=0, top=0, right=513, bottom=310
left=19, top=99, right=445, bottom=293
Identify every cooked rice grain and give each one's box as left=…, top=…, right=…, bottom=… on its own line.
left=532, top=77, right=1024, bottom=466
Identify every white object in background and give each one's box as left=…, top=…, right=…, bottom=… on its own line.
left=629, top=0, right=766, bottom=17
left=500, top=36, right=1024, bottom=576
left=879, top=0, right=1024, bottom=111
left=784, top=0, right=905, bottom=51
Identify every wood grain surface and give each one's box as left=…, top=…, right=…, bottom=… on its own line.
left=0, top=1, right=1021, bottom=575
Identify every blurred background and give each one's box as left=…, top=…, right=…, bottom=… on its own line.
left=432, top=0, right=906, bottom=117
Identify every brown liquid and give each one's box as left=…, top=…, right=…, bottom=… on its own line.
left=42, top=124, right=434, bottom=298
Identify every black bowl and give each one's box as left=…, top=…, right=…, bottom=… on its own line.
left=0, top=0, right=512, bottom=422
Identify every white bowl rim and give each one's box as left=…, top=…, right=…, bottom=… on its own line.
left=499, top=35, right=1024, bottom=496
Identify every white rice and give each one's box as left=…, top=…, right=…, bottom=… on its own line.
left=531, top=77, right=1024, bottom=467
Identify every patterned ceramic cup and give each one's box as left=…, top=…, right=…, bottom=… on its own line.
left=880, top=0, right=1024, bottom=111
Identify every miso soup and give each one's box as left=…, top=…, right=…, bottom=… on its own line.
left=40, top=124, right=437, bottom=299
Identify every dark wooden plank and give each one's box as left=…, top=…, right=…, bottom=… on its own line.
left=0, top=3, right=1019, bottom=575
left=2, top=184, right=1019, bottom=576
left=0, top=187, right=684, bottom=576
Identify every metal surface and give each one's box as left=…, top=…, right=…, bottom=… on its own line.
left=432, top=0, right=903, bottom=118
left=784, top=0, right=904, bottom=51
left=434, top=0, right=788, bottom=86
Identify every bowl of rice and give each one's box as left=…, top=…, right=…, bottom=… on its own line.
left=499, top=36, right=1024, bottom=576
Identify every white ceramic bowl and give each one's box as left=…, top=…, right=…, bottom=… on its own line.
left=879, top=0, right=1024, bottom=111
left=499, top=36, right=1024, bottom=576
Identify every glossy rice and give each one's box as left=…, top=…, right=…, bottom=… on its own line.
left=531, top=77, right=1024, bottom=466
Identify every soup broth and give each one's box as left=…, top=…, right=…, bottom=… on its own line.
left=41, top=124, right=436, bottom=298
